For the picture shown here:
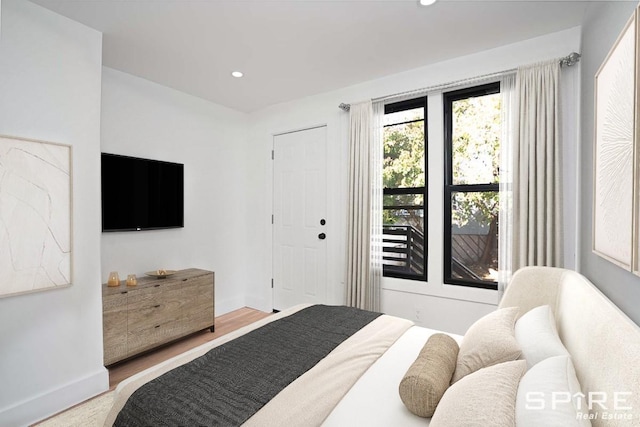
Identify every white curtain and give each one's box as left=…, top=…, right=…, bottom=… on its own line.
left=370, top=102, right=384, bottom=309
left=346, top=100, right=383, bottom=311
left=498, top=74, right=516, bottom=295
left=512, top=60, right=563, bottom=270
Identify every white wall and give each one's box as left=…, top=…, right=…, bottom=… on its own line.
left=579, top=1, right=640, bottom=326
left=0, top=0, right=106, bottom=425
left=0, top=0, right=613, bottom=423
left=100, top=67, right=250, bottom=316
left=246, top=27, right=582, bottom=335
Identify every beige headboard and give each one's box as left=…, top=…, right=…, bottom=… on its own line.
left=499, top=266, right=640, bottom=426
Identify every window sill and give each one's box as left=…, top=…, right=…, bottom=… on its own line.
left=382, top=276, right=500, bottom=306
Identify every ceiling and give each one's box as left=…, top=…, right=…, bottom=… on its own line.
left=30, top=0, right=593, bottom=112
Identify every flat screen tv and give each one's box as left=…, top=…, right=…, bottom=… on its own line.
left=101, top=153, right=184, bottom=232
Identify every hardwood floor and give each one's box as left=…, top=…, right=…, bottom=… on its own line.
left=108, top=307, right=271, bottom=389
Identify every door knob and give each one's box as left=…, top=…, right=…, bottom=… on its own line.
left=318, top=233, right=326, bottom=240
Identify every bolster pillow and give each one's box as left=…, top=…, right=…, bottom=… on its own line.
left=398, top=333, right=459, bottom=417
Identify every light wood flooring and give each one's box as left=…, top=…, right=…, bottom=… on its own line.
left=108, top=306, right=272, bottom=389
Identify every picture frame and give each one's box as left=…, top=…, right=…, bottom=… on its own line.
left=593, top=8, right=638, bottom=271
left=0, top=135, right=73, bottom=298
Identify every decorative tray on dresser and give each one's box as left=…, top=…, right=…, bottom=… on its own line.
left=102, top=268, right=214, bottom=366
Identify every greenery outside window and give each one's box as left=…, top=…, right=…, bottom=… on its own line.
left=382, top=97, right=427, bottom=281
left=443, top=83, right=501, bottom=290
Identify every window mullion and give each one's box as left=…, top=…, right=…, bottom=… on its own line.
left=447, top=183, right=499, bottom=192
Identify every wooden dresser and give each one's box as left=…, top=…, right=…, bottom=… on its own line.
left=102, top=268, right=214, bottom=366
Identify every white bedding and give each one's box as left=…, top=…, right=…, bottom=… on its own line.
left=323, top=326, right=463, bottom=426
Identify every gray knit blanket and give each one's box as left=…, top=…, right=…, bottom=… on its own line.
left=114, top=305, right=381, bottom=426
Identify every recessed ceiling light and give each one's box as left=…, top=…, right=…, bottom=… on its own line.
left=231, top=71, right=244, bottom=78
left=419, top=0, right=436, bottom=5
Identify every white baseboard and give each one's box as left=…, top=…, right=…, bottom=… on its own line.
left=215, top=295, right=246, bottom=316
left=0, top=367, right=109, bottom=427
left=244, top=295, right=271, bottom=313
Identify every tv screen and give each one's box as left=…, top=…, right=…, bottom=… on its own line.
left=101, top=153, right=184, bottom=232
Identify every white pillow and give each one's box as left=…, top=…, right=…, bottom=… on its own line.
left=431, top=360, right=527, bottom=427
left=516, top=355, right=591, bottom=427
left=452, top=307, right=521, bottom=383
left=515, top=305, right=569, bottom=368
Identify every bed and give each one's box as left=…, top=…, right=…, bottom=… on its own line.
left=104, top=267, right=640, bottom=426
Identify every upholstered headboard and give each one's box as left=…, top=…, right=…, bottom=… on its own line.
left=499, top=267, right=640, bottom=426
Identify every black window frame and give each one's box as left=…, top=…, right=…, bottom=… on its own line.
left=382, top=96, right=428, bottom=281
left=443, top=82, right=500, bottom=290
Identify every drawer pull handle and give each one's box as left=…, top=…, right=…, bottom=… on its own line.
left=154, top=284, right=160, bottom=287
left=153, top=304, right=160, bottom=308
left=182, top=278, right=188, bottom=282
left=154, top=325, right=160, bottom=328
left=120, top=291, right=128, bottom=294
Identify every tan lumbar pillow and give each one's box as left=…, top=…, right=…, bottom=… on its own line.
left=399, top=333, right=459, bottom=417
left=452, top=307, right=521, bottom=383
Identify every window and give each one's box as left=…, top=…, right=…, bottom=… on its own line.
left=443, top=83, right=501, bottom=289
left=382, top=97, right=427, bottom=281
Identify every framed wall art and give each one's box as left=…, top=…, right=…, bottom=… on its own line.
left=593, top=9, right=638, bottom=271
left=0, top=135, right=72, bottom=298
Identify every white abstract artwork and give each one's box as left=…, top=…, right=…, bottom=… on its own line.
left=0, top=135, right=72, bottom=298
left=593, top=13, right=636, bottom=270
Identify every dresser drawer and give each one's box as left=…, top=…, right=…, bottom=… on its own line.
left=128, top=280, right=207, bottom=323
left=127, top=320, right=183, bottom=356
left=127, top=281, right=170, bottom=311
left=103, top=291, right=128, bottom=365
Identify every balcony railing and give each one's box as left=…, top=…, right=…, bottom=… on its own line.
left=382, top=225, right=425, bottom=278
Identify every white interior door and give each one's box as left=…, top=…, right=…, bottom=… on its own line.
left=273, top=126, right=327, bottom=311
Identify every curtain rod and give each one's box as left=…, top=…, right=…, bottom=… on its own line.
left=338, top=52, right=581, bottom=112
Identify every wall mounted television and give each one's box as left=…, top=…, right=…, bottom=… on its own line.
left=101, top=153, right=184, bottom=232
